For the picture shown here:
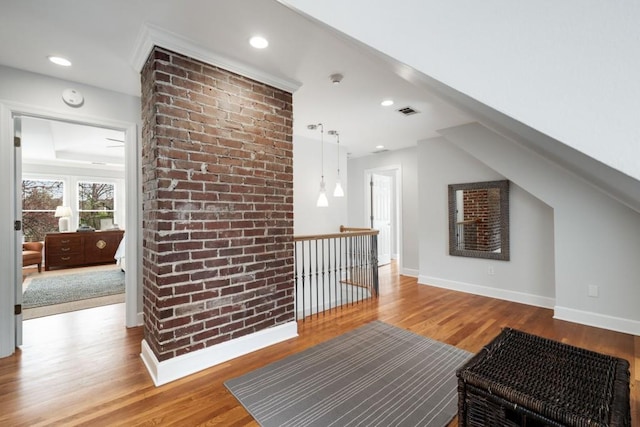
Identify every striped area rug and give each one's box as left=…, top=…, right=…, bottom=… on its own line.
left=225, top=321, right=472, bottom=426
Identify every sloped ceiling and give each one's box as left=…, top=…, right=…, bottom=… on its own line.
left=279, top=0, right=640, bottom=213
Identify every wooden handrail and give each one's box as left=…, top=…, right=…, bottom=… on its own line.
left=294, top=226, right=379, bottom=242
left=339, top=225, right=373, bottom=233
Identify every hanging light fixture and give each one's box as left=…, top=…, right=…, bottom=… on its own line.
left=328, top=130, right=344, bottom=197
left=308, top=123, right=328, bottom=207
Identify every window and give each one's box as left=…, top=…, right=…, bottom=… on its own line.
left=22, top=179, right=64, bottom=242
left=78, top=181, right=116, bottom=230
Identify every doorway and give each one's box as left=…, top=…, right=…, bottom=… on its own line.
left=1, top=104, right=139, bottom=356
left=19, top=117, right=127, bottom=320
left=364, top=166, right=401, bottom=267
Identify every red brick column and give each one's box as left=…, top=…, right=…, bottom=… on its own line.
left=141, top=47, right=294, bottom=362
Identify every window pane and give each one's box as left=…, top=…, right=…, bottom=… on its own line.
left=22, top=179, right=64, bottom=242
left=22, top=179, right=63, bottom=211
left=79, top=211, right=114, bottom=230
left=78, top=182, right=114, bottom=211
left=22, top=212, right=58, bottom=242
left=78, top=182, right=116, bottom=230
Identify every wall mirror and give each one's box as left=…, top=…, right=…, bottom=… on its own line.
left=448, top=180, right=510, bottom=261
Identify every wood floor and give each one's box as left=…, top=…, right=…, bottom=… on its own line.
left=1, top=262, right=637, bottom=426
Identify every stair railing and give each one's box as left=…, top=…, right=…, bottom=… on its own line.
left=293, top=226, right=379, bottom=320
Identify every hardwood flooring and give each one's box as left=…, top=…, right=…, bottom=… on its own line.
left=1, top=262, right=637, bottom=426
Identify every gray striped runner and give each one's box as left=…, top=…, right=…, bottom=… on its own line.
left=225, top=321, right=472, bottom=426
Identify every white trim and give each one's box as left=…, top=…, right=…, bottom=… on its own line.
left=364, top=165, right=403, bottom=269
left=0, top=100, right=140, bottom=336
left=130, top=23, right=301, bottom=93
left=554, top=306, right=640, bottom=336
left=141, top=321, right=298, bottom=386
left=401, top=268, right=419, bottom=278
left=123, top=122, right=139, bottom=328
left=0, top=104, right=16, bottom=357
left=419, top=275, right=555, bottom=309
left=136, top=311, right=144, bottom=326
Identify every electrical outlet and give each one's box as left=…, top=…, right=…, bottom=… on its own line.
left=588, top=285, right=599, bottom=298
left=487, top=265, right=495, bottom=276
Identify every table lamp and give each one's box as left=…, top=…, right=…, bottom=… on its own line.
left=54, top=206, right=72, bottom=232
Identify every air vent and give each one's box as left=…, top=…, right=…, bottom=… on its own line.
left=397, top=106, right=419, bottom=116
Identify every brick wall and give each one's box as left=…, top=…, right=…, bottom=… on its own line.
left=141, top=47, right=294, bottom=362
left=462, top=188, right=501, bottom=252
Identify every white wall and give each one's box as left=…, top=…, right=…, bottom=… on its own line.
left=0, top=65, right=140, bottom=121
left=0, top=65, right=141, bottom=357
left=417, top=137, right=556, bottom=308
left=293, top=135, right=348, bottom=235
left=280, top=0, right=640, bottom=181
left=439, top=123, right=640, bottom=335
left=348, top=148, right=418, bottom=275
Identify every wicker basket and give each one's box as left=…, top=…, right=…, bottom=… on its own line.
left=457, top=328, right=630, bottom=427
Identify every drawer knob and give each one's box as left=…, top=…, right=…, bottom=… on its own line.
left=96, top=240, right=107, bottom=249
left=61, top=239, right=70, bottom=243
left=61, top=256, right=71, bottom=261
left=61, top=247, right=70, bottom=252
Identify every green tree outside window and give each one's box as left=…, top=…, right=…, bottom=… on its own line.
left=78, top=182, right=115, bottom=230
left=22, top=179, right=64, bottom=242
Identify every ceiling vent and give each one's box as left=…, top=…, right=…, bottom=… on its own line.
left=397, top=106, right=419, bottom=116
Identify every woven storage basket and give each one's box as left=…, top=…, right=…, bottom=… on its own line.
left=457, top=328, right=630, bottom=427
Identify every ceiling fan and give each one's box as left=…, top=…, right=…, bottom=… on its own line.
left=106, top=137, right=125, bottom=148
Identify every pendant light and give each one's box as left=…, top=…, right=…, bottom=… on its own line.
left=308, top=123, right=328, bottom=207
left=328, top=130, right=345, bottom=197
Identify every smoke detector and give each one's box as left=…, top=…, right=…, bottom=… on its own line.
left=330, top=73, right=344, bottom=85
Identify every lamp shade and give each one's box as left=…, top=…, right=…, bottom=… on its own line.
left=54, top=206, right=72, bottom=232
left=55, top=206, right=72, bottom=218
left=317, top=179, right=329, bottom=207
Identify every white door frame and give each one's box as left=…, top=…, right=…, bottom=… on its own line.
left=363, top=165, right=402, bottom=268
left=0, top=101, right=140, bottom=357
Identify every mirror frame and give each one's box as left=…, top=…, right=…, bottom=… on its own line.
left=448, top=180, right=510, bottom=261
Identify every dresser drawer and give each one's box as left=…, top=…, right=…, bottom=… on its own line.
left=46, top=240, right=83, bottom=254
left=46, top=253, right=85, bottom=267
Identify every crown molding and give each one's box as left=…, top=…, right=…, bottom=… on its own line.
left=130, top=23, right=301, bottom=93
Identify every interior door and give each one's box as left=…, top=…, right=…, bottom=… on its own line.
left=370, top=173, right=392, bottom=266
left=13, top=115, right=23, bottom=346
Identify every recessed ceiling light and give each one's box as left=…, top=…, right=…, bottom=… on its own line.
left=249, top=36, right=269, bottom=49
left=48, top=56, right=72, bottom=67
left=376, top=145, right=385, bottom=150
left=381, top=99, right=394, bottom=107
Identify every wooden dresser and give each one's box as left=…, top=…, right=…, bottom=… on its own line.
left=45, top=230, right=125, bottom=271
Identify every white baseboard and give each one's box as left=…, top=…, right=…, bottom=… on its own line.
left=554, top=306, right=640, bottom=336
left=401, top=268, right=419, bottom=278
left=419, top=275, right=555, bottom=309
left=141, top=321, right=298, bottom=386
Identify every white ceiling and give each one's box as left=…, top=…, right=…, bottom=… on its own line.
left=1, top=0, right=473, bottom=158
left=21, top=117, right=125, bottom=167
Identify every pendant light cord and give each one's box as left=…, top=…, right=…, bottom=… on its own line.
left=336, top=133, right=340, bottom=177
left=320, top=124, right=324, bottom=180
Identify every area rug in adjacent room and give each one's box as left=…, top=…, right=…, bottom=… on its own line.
left=225, top=321, right=472, bottom=427
left=23, top=269, right=125, bottom=310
